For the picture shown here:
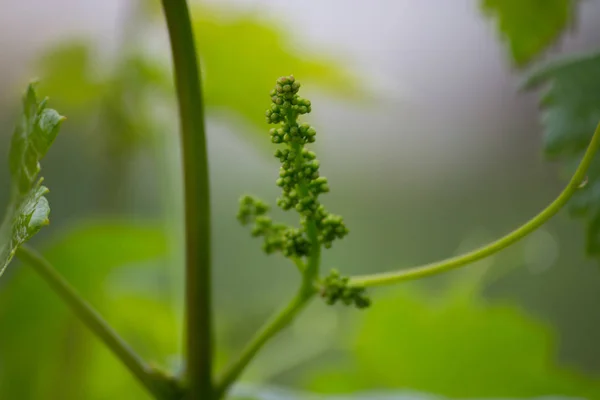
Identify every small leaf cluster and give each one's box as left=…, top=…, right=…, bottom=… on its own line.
left=320, top=269, right=371, bottom=309
left=0, top=83, right=64, bottom=277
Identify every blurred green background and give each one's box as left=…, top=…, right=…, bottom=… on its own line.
left=2, top=0, right=600, bottom=399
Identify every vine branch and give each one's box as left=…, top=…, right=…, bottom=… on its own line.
left=214, top=279, right=316, bottom=399
left=350, top=122, right=600, bottom=288
left=16, top=246, right=178, bottom=400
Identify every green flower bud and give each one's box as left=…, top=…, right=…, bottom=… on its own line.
left=303, top=150, right=316, bottom=160
left=240, top=76, right=350, bottom=274
left=320, top=269, right=370, bottom=309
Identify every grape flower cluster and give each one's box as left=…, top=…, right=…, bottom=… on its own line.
left=320, top=269, right=370, bottom=309
left=237, top=75, right=369, bottom=309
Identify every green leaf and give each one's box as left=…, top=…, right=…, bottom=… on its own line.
left=35, top=3, right=361, bottom=148
left=523, top=51, right=600, bottom=256
left=303, top=285, right=600, bottom=398
left=0, top=220, right=236, bottom=398
left=191, top=4, right=361, bottom=135
left=36, top=42, right=170, bottom=150
left=480, top=0, right=576, bottom=66
left=36, top=42, right=107, bottom=116
left=0, top=83, right=64, bottom=277
left=0, top=221, right=173, bottom=399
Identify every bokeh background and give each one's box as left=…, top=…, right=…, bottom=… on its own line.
left=1, top=0, right=600, bottom=399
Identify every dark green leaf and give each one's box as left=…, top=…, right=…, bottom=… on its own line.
left=524, top=51, right=600, bottom=256
left=481, top=0, right=576, bottom=66
left=0, top=83, right=64, bottom=276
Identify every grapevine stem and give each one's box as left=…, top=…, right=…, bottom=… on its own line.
left=350, top=122, right=600, bottom=288
left=160, top=0, right=213, bottom=398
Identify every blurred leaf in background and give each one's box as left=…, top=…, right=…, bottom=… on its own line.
left=36, top=38, right=171, bottom=147
left=36, top=42, right=108, bottom=118
left=230, top=382, right=442, bottom=400
left=482, top=0, right=600, bottom=269
left=188, top=4, right=360, bottom=133
left=482, top=0, right=600, bottom=261
left=302, top=284, right=600, bottom=398
left=0, top=222, right=177, bottom=399
left=230, top=382, right=584, bottom=400
left=480, top=0, right=577, bottom=66
left=31, top=1, right=363, bottom=214
left=523, top=53, right=600, bottom=258
left=36, top=1, right=361, bottom=148
left=35, top=38, right=172, bottom=209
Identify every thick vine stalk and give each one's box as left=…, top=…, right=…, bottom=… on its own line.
left=160, top=0, right=213, bottom=398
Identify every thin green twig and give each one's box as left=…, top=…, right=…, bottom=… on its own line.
left=350, top=122, right=600, bottom=288
left=16, top=246, right=178, bottom=400
left=160, top=0, right=213, bottom=398
left=214, top=280, right=316, bottom=399
left=213, top=105, right=327, bottom=399
left=292, top=257, right=306, bottom=272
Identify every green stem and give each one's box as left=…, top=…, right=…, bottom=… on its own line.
left=15, top=246, right=177, bottom=400
left=160, top=1, right=213, bottom=398
left=301, top=212, right=321, bottom=279
left=288, top=110, right=321, bottom=280
left=214, top=281, right=316, bottom=399
left=292, top=257, right=306, bottom=272
left=293, top=155, right=321, bottom=279
left=350, top=122, right=600, bottom=288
